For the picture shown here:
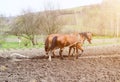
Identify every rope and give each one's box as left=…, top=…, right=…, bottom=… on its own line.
left=68, top=41, right=81, bottom=47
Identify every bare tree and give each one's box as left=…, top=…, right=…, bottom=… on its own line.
left=9, top=2, right=65, bottom=46
left=39, top=2, right=65, bottom=35
left=10, top=10, right=40, bottom=45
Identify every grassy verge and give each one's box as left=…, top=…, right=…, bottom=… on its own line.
left=93, top=35, right=115, bottom=39
left=0, top=42, right=44, bottom=50
left=84, top=41, right=120, bottom=47
left=1, top=39, right=120, bottom=49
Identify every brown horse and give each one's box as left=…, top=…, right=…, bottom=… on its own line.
left=45, top=33, right=79, bottom=57
left=48, top=32, right=92, bottom=61
left=68, top=32, right=92, bottom=57
left=45, top=33, right=76, bottom=57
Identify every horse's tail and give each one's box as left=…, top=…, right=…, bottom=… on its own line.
left=45, top=37, right=49, bottom=52
left=50, top=36, right=57, bottom=50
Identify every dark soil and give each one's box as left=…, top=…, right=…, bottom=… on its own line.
left=0, top=44, right=120, bottom=82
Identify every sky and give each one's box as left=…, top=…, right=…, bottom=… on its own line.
left=0, top=0, right=103, bottom=17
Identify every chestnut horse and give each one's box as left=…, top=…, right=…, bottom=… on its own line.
left=68, top=32, right=92, bottom=57
left=45, top=33, right=80, bottom=57
left=48, top=32, right=92, bottom=61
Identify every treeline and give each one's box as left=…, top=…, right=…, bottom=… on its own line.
left=60, top=0, right=120, bottom=37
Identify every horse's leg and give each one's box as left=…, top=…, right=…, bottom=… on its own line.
left=75, top=46, right=79, bottom=59
left=59, top=48, right=64, bottom=60
left=68, top=47, right=72, bottom=58
left=77, top=46, right=84, bottom=56
left=45, top=51, right=48, bottom=56
left=48, top=51, right=52, bottom=61
left=52, top=50, right=56, bottom=58
left=48, top=48, right=55, bottom=61
left=71, top=47, right=75, bottom=56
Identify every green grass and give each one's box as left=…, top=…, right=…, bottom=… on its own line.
left=93, top=35, right=115, bottom=39
left=84, top=38, right=120, bottom=47
left=0, top=35, right=45, bottom=49
left=6, top=35, right=17, bottom=38
left=2, top=42, right=20, bottom=49
left=0, top=40, right=119, bottom=50
left=84, top=42, right=120, bottom=47
left=0, top=42, right=44, bottom=49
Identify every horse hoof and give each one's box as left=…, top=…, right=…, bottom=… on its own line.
left=53, top=56, right=56, bottom=58
left=48, top=58, right=52, bottom=61
left=79, top=54, right=82, bottom=57
left=61, top=57, right=64, bottom=60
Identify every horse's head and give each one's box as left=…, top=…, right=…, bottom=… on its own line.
left=85, top=32, right=92, bottom=44
left=79, top=32, right=92, bottom=44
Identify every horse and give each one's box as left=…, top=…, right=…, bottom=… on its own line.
left=45, top=32, right=93, bottom=61
left=44, top=33, right=77, bottom=57
left=44, top=33, right=80, bottom=57
left=68, top=32, right=92, bottom=57
left=44, top=33, right=80, bottom=58
left=48, top=32, right=92, bottom=61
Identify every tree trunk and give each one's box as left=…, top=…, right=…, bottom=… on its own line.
left=31, top=38, right=36, bottom=46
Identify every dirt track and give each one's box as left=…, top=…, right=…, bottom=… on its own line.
left=0, top=44, right=120, bottom=82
